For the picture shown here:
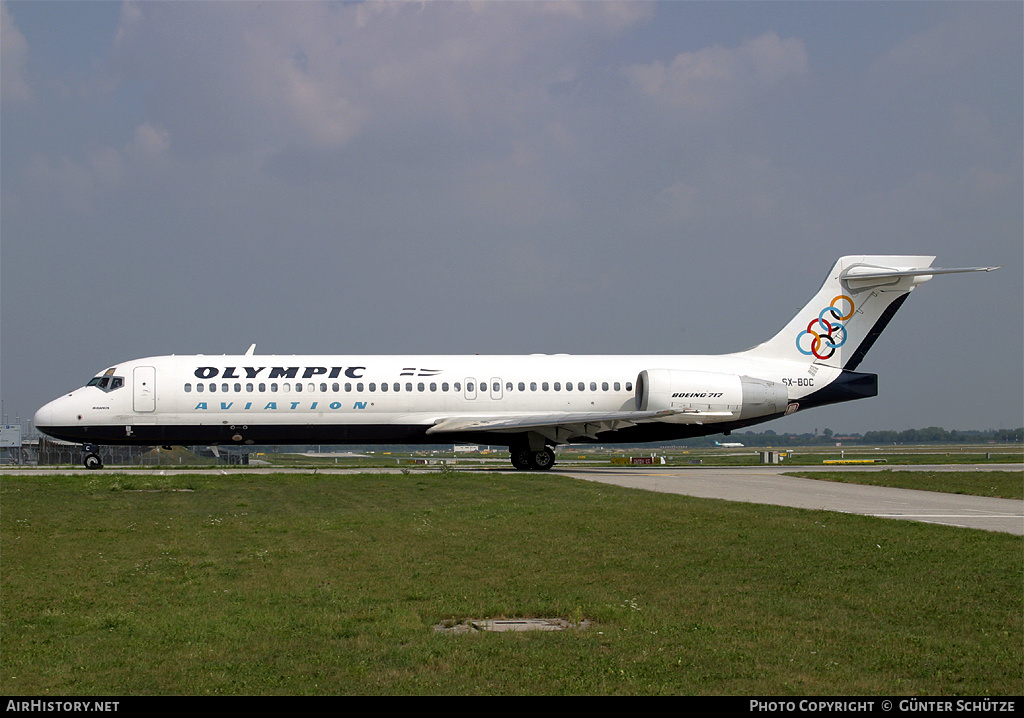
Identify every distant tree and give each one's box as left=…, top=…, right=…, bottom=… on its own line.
left=675, top=426, right=1022, bottom=448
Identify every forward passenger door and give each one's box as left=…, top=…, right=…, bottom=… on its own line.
left=133, top=366, right=156, bottom=412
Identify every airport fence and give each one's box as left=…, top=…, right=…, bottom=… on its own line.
left=24, top=439, right=245, bottom=467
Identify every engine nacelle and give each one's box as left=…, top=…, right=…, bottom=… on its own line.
left=635, top=369, right=789, bottom=421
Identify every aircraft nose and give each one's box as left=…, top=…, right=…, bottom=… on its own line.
left=34, top=403, right=54, bottom=429
left=35, top=395, right=75, bottom=432
left=33, top=394, right=89, bottom=443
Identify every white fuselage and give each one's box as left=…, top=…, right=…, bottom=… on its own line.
left=34, top=351, right=836, bottom=448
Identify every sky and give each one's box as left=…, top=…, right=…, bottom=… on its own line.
left=2, top=0, right=1021, bottom=437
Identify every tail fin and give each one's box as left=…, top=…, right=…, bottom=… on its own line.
left=740, top=256, right=999, bottom=370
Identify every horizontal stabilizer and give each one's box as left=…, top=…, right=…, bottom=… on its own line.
left=841, top=265, right=1001, bottom=282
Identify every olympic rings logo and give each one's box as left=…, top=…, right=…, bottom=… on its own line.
left=796, top=295, right=855, bottom=360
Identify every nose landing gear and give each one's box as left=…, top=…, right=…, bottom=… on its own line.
left=81, top=444, right=103, bottom=470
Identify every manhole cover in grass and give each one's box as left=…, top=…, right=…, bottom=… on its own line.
left=435, top=618, right=588, bottom=634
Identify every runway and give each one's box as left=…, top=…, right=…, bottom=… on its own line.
left=2, top=464, right=1021, bottom=535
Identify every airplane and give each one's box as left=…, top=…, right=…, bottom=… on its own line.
left=34, top=256, right=998, bottom=471
left=714, top=441, right=744, bottom=448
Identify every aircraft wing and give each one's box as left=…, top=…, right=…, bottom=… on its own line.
left=425, top=408, right=728, bottom=444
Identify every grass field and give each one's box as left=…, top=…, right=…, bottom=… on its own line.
left=1, top=470, right=1021, bottom=696
left=784, top=471, right=1023, bottom=500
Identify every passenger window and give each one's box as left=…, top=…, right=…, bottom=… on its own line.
left=626, top=382, right=633, bottom=391
left=614, top=382, right=621, bottom=391
left=380, top=382, right=388, bottom=392
left=259, top=383, right=266, bottom=392
left=530, top=382, right=537, bottom=391
left=602, top=382, right=608, bottom=391
left=209, top=383, right=217, bottom=392
left=566, top=382, right=573, bottom=391
left=369, top=383, right=376, bottom=392
left=418, top=383, right=425, bottom=392
left=430, top=383, right=437, bottom=392
left=184, top=383, right=192, bottom=393
left=196, top=383, right=204, bottom=392
left=542, top=382, right=549, bottom=391
left=554, top=382, right=561, bottom=391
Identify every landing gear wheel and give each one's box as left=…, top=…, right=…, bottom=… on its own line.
left=84, top=454, right=103, bottom=470
left=510, top=447, right=533, bottom=471
left=528, top=448, right=556, bottom=471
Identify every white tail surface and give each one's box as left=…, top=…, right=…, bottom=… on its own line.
left=739, top=256, right=998, bottom=370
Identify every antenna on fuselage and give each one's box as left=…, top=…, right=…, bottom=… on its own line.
left=245, top=343, right=256, bottom=356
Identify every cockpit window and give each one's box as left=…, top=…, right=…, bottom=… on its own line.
left=87, top=369, right=124, bottom=392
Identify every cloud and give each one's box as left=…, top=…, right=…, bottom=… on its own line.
left=625, top=31, right=809, bottom=118
left=21, top=122, right=170, bottom=214
left=106, top=1, right=651, bottom=161
left=126, top=123, right=171, bottom=164
left=1, top=2, right=31, bottom=103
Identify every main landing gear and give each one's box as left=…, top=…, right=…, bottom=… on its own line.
left=81, top=444, right=103, bottom=470
left=509, top=446, right=556, bottom=471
